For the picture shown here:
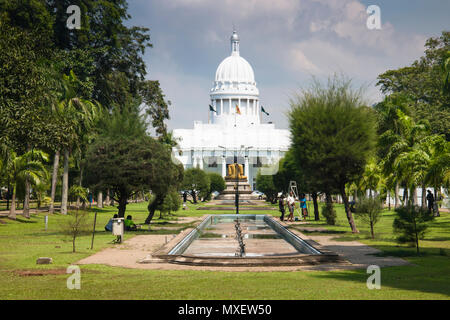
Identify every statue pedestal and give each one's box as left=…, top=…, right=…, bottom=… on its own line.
left=216, top=178, right=259, bottom=200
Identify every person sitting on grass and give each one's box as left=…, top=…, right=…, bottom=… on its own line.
left=105, top=214, right=118, bottom=232
left=124, top=215, right=137, bottom=231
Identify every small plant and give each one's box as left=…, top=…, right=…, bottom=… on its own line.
left=62, top=210, right=90, bottom=253
left=393, top=205, right=434, bottom=254
left=354, top=196, right=383, bottom=239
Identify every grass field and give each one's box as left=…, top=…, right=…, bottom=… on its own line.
left=0, top=201, right=449, bottom=300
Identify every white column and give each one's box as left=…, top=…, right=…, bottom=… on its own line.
left=222, top=156, right=226, bottom=177
left=229, top=98, right=232, bottom=113
left=199, top=157, right=204, bottom=170
left=247, top=98, right=250, bottom=116
left=245, top=156, right=249, bottom=178
left=220, top=99, right=223, bottom=115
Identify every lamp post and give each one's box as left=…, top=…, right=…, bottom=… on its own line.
left=218, top=145, right=252, bottom=214
left=235, top=145, right=253, bottom=214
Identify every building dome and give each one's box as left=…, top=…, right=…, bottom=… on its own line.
left=211, top=30, right=258, bottom=95
left=215, top=55, right=255, bottom=84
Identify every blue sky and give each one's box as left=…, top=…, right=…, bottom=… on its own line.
left=126, top=0, right=449, bottom=131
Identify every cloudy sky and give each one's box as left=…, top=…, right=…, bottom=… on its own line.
left=126, top=0, right=450, bottom=131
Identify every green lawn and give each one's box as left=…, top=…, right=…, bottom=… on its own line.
left=0, top=201, right=449, bottom=300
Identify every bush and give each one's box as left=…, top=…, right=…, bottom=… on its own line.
left=322, top=202, right=336, bottom=225
left=354, top=197, right=383, bottom=238
left=393, top=205, right=434, bottom=254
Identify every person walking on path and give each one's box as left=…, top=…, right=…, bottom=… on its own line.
left=278, top=193, right=286, bottom=221
left=287, top=192, right=296, bottom=222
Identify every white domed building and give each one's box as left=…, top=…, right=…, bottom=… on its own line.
left=172, top=31, right=291, bottom=190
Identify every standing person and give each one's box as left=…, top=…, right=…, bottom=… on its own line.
left=278, top=193, right=286, bottom=221
left=426, top=190, right=434, bottom=214
left=287, top=192, right=296, bottom=222
left=300, top=193, right=308, bottom=220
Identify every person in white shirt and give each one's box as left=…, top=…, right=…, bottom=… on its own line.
left=287, top=192, right=296, bottom=222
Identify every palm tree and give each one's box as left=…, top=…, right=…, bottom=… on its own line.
left=425, top=137, right=450, bottom=202
left=49, top=70, right=99, bottom=215
left=387, top=110, right=431, bottom=206
left=6, top=150, right=48, bottom=219
left=359, top=159, right=383, bottom=198
left=375, top=94, right=412, bottom=207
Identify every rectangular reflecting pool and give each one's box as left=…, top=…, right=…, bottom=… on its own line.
left=168, top=214, right=322, bottom=257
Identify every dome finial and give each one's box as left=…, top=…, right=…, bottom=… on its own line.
left=230, top=29, right=239, bottom=56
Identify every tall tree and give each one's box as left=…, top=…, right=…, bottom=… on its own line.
left=289, top=76, right=377, bottom=233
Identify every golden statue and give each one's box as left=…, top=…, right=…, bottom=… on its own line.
left=226, top=163, right=247, bottom=180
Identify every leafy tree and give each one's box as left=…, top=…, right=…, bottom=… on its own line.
left=393, top=205, right=434, bottom=254
left=85, top=133, right=171, bottom=218
left=0, top=21, right=60, bottom=152
left=208, top=173, right=226, bottom=193
left=354, top=196, right=383, bottom=239
left=155, top=189, right=182, bottom=219
left=377, top=31, right=450, bottom=140
left=289, top=76, right=377, bottom=233
left=182, top=168, right=210, bottom=204
left=256, top=172, right=278, bottom=203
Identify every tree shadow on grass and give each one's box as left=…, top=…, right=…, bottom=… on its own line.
left=311, top=253, right=450, bottom=298
left=13, top=217, right=38, bottom=223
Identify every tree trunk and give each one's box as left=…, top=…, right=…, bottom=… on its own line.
left=312, top=192, right=319, bottom=221
left=105, top=189, right=110, bottom=207
left=76, top=165, right=83, bottom=209
left=23, top=178, right=31, bottom=218
left=97, top=191, right=103, bottom=208
left=340, top=184, right=359, bottom=233
left=6, top=183, right=10, bottom=210
left=8, top=184, right=17, bottom=220
left=421, top=185, right=427, bottom=209
left=117, top=196, right=127, bottom=218
left=61, top=149, right=69, bottom=215
left=394, top=182, right=399, bottom=208
left=145, top=194, right=164, bottom=224
left=386, top=190, right=390, bottom=210
left=412, top=188, right=418, bottom=206
left=8, top=185, right=16, bottom=220
left=49, top=150, right=60, bottom=214
left=370, top=221, right=374, bottom=239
